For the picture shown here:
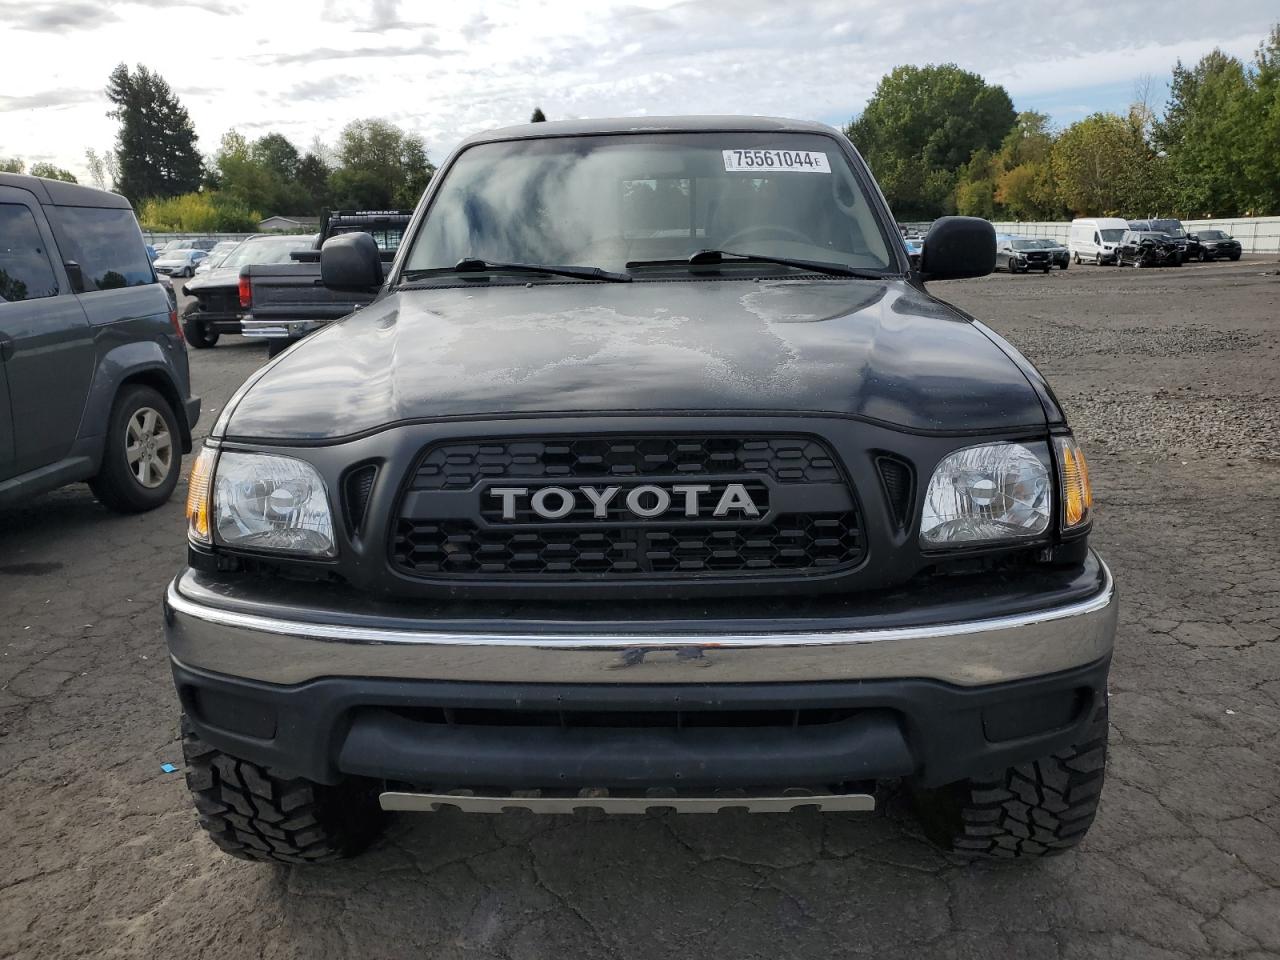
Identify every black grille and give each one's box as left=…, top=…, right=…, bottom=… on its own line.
left=391, top=435, right=863, bottom=581
left=393, top=513, right=862, bottom=576
left=408, top=436, right=841, bottom=490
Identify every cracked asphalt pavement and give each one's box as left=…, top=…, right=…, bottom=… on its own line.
left=2, top=259, right=1279, bottom=959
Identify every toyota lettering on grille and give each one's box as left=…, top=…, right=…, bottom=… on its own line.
left=488, top=483, right=762, bottom=521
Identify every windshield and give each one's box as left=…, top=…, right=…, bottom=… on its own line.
left=218, top=236, right=315, bottom=269
left=1011, top=239, right=1039, bottom=250
left=165, top=249, right=197, bottom=259
left=1150, top=219, right=1186, bottom=237
left=1100, top=229, right=1125, bottom=242
left=1199, top=230, right=1227, bottom=240
left=403, top=132, right=896, bottom=277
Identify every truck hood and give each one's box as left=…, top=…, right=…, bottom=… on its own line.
left=220, top=279, right=1048, bottom=441
left=184, top=267, right=239, bottom=293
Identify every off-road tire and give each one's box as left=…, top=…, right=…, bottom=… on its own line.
left=182, top=305, right=219, bottom=348
left=88, top=385, right=182, bottom=513
left=182, top=718, right=385, bottom=864
left=911, top=698, right=1108, bottom=860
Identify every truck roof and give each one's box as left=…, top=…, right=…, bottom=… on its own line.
left=459, top=115, right=842, bottom=149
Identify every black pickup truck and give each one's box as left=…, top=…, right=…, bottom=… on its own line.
left=240, top=210, right=412, bottom=356
left=166, top=117, right=1115, bottom=865
left=181, top=234, right=317, bottom=348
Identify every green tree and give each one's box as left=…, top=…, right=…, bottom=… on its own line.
left=1051, top=111, right=1167, bottom=217
left=847, top=64, right=1016, bottom=219
left=530, top=107, right=547, bottom=122
left=138, top=191, right=259, bottom=232
left=0, top=157, right=24, bottom=173
left=296, top=151, right=333, bottom=213
left=329, top=119, right=434, bottom=209
left=252, top=133, right=301, bottom=181
left=105, top=63, right=203, bottom=201
left=1154, top=50, right=1253, bottom=216
left=1238, top=26, right=1280, bottom=214
left=29, top=162, right=78, bottom=182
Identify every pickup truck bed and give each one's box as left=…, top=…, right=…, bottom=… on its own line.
left=241, top=210, right=410, bottom=353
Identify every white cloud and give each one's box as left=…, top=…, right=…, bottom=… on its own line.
left=0, top=0, right=1275, bottom=181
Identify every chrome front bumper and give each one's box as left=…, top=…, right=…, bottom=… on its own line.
left=164, top=559, right=1117, bottom=687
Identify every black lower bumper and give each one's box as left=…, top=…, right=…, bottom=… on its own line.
left=172, top=656, right=1110, bottom=791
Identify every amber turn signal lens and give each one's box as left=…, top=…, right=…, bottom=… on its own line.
left=1055, top=437, right=1092, bottom=529
left=186, top=447, right=216, bottom=544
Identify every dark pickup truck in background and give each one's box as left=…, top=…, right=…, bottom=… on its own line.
left=240, top=210, right=412, bottom=356
left=181, top=234, right=317, bottom=348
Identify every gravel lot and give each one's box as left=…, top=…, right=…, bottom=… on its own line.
left=2, top=258, right=1279, bottom=959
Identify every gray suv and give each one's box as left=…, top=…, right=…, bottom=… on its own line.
left=0, top=174, right=200, bottom=511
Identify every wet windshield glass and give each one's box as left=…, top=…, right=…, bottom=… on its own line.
left=403, top=133, right=896, bottom=276
left=218, top=236, right=315, bottom=269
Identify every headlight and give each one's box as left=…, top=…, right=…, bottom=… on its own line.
left=920, top=442, right=1051, bottom=546
left=211, top=451, right=336, bottom=557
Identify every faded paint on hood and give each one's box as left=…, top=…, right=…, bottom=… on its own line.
left=220, top=279, right=1047, bottom=441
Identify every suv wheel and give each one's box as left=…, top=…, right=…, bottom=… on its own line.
left=182, top=718, right=385, bottom=864
left=89, top=385, right=182, bottom=513
left=911, top=699, right=1107, bottom=859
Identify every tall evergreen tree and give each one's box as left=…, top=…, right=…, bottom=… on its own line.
left=530, top=107, right=547, bottom=123
left=105, top=63, right=203, bottom=201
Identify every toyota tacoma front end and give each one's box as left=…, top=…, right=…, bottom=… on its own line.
left=164, top=117, right=1116, bottom=864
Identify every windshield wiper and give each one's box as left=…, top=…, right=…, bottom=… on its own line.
left=627, top=249, right=888, bottom=280
left=402, top=258, right=631, bottom=285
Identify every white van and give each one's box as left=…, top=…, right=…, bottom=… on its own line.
left=1069, top=218, right=1129, bottom=265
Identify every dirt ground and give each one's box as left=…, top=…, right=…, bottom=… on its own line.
left=2, top=259, right=1278, bottom=959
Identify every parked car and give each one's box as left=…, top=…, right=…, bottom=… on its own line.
left=153, top=248, right=207, bottom=278
left=193, top=240, right=242, bottom=277
left=1129, top=219, right=1193, bottom=260
left=180, top=234, right=317, bottom=347
left=1068, top=218, right=1128, bottom=265
left=1031, top=238, right=1070, bottom=270
left=1187, top=228, right=1242, bottom=261
left=1117, top=229, right=1182, bottom=267
left=166, top=116, right=1113, bottom=866
left=996, top=235, right=1052, bottom=273
left=0, top=173, right=200, bottom=511
left=241, top=209, right=413, bottom=356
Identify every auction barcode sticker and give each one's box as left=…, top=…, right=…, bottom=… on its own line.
left=723, top=149, right=830, bottom=173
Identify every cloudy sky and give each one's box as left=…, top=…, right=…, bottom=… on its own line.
left=1, top=0, right=1276, bottom=181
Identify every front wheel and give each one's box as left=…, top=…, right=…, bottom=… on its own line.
left=88, top=384, right=183, bottom=513
left=1229, top=252, right=1241, bottom=261
left=1198, top=249, right=1209, bottom=262
left=912, top=699, right=1108, bottom=859
left=1074, top=253, right=1081, bottom=266
left=182, top=718, right=385, bottom=864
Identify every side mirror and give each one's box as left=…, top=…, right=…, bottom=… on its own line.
left=63, top=260, right=86, bottom=293
left=918, top=217, right=995, bottom=281
left=321, top=232, right=383, bottom=292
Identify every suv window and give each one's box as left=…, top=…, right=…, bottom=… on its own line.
left=51, top=206, right=153, bottom=291
left=0, top=203, right=59, bottom=302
